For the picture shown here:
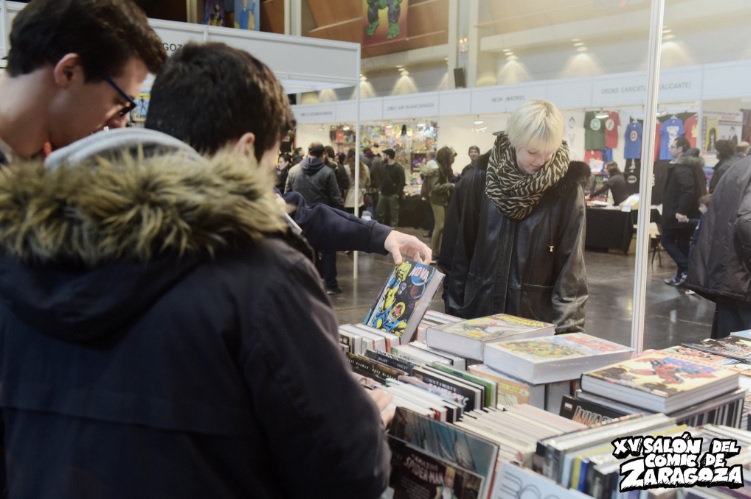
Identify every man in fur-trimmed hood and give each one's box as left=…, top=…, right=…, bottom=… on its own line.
left=0, top=46, right=391, bottom=498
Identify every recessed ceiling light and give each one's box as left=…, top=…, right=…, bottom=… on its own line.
left=595, top=111, right=609, bottom=119
left=576, top=46, right=588, bottom=52
left=473, top=120, right=484, bottom=125
left=386, top=125, right=393, bottom=129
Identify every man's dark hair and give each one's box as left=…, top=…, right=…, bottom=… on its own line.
left=674, top=136, right=691, bottom=154
left=324, top=145, right=336, bottom=160
left=714, top=140, right=734, bottom=160
left=468, top=145, right=480, bottom=154
left=7, top=0, right=166, bottom=79
left=308, top=142, right=325, bottom=158
left=146, top=42, right=295, bottom=160
left=383, top=149, right=396, bottom=160
left=605, top=161, right=620, bottom=176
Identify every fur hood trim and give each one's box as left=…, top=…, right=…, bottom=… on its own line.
left=0, top=152, right=287, bottom=266
left=675, top=155, right=705, bottom=168
left=558, top=160, right=592, bottom=190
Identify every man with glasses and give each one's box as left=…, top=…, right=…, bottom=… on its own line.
left=0, top=0, right=166, bottom=165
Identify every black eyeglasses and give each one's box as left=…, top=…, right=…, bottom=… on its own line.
left=98, top=71, right=137, bottom=118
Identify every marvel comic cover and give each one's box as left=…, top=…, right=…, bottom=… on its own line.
left=364, top=260, right=444, bottom=342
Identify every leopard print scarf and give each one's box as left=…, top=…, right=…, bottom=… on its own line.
left=485, top=132, right=570, bottom=221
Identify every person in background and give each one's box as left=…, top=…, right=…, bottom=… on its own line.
left=421, top=151, right=439, bottom=239
left=369, top=152, right=385, bottom=222
left=463, top=145, right=481, bottom=176
left=588, top=161, right=628, bottom=205
left=286, top=142, right=346, bottom=294
left=446, top=99, right=589, bottom=334
left=325, top=145, right=350, bottom=200
left=737, top=141, right=750, bottom=158
left=274, top=152, right=292, bottom=192
left=291, top=146, right=304, bottom=165
left=662, top=138, right=706, bottom=287
left=0, top=41, right=392, bottom=499
left=0, top=0, right=166, bottom=165
left=684, top=193, right=712, bottom=297
left=709, top=140, right=736, bottom=193
left=687, top=154, right=751, bottom=338
left=344, top=148, right=371, bottom=215
left=425, top=146, right=456, bottom=256
left=377, top=148, right=406, bottom=228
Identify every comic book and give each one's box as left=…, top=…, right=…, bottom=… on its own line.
left=386, top=407, right=498, bottom=499
left=364, top=260, right=444, bottom=343
left=661, top=345, right=741, bottom=366
left=425, top=313, right=554, bottom=361
left=580, top=351, right=739, bottom=413
left=682, top=337, right=751, bottom=362
left=482, top=333, right=633, bottom=384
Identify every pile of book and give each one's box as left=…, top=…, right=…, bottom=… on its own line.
left=573, top=348, right=744, bottom=429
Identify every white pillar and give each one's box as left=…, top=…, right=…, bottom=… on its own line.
left=466, top=0, right=480, bottom=88
left=447, top=0, right=459, bottom=86
left=631, top=0, right=666, bottom=354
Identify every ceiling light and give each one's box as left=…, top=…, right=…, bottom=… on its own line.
left=417, top=122, right=425, bottom=127
left=662, top=28, right=671, bottom=33
left=574, top=42, right=584, bottom=47
left=595, top=110, right=609, bottom=119
left=473, top=115, right=484, bottom=125
left=342, top=125, right=350, bottom=131
left=386, top=124, right=393, bottom=129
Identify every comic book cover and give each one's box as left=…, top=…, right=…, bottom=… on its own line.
left=204, top=0, right=225, bottom=26
left=387, top=407, right=496, bottom=499
left=364, top=260, right=444, bottom=342
left=662, top=345, right=741, bottom=366
left=432, top=314, right=552, bottom=340
left=682, top=337, right=751, bottom=362
left=583, top=351, right=738, bottom=397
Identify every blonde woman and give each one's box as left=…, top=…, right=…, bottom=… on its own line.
left=445, top=99, right=590, bottom=333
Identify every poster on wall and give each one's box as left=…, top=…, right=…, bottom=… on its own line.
left=363, top=0, right=408, bottom=47
left=204, top=0, right=225, bottom=26
left=702, top=111, right=743, bottom=154
left=234, top=0, right=260, bottom=31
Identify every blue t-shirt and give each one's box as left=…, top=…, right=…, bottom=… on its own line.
left=659, top=117, right=685, bottom=160
left=624, top=122, right=643, bottom=159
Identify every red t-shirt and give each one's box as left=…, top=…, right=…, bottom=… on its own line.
left=605, top=112, right=620, bottom=149
left=684, top=115, right=698, bottom=149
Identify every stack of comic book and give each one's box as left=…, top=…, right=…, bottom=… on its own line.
left=483, top=333, right=634, bottom=384
left=579, top=350, right=740, bottom=415
left=425, top=313, right=555, bottom=361
left=415, top=310, right=462, bottom=343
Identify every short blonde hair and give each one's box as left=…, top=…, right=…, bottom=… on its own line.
left=506, top=99, right=564, bottom=153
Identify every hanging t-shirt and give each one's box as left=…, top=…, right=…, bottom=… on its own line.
left=584, top=149, right=603, bottom=172
left=624, top=121, right=643, bottom=159
left=654, top=122, right=662, bottom=162
left=658, top=117, right=685, bottom=160
left=684, top=115, right=698, bottom=149
left=602, top=148, right=613, bottom=162
left=584, top=111, right=607, bottom=151
left=604, top=112, right=620, bottom=149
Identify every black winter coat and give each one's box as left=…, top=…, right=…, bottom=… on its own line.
left=687, top=156, right=751, bottom=303
left=709, top=154, right=745, bottom=193
left=445, top=161, right=590, bottom=334
left=285, top=156, right=345, bottom=210
left=661, top=155, right=706, bottom=230
left=0, top=154, right=389, bottom=499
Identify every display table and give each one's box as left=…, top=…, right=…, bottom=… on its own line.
left=585, top=206, right=635, bottom=254
left=398, top=195, right=430, bottom=229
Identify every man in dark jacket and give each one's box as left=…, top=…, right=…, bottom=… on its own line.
left=661, top=137, right=706, bottom=286
left=325, top=145, right=350, bottom=196
left=377, top=148, right=406, bottom=227
left=369, top=153, right=385, bottom=221
left=286, top=142, right=346, bottom=293
left=0, top=43, right=393, bottom=499
left=688, top=155, right=751, bottom=338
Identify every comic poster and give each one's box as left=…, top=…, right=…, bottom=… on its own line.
left=204, top=0, right=225, bottom=26
left=362, top=0, right=409, bottom=47
left=130, top=93, right=150, bottom=123
left=234, top=0, right=260, bottom=31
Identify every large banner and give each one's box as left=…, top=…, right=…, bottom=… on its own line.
left=702, top=111, right=743, bottom=153
left=363, top=0, right=408, bottom=47
left=234, top=0, right=260, bottom=31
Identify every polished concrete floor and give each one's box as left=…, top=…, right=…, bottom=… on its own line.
left=328, top=228, right=715, bottom=352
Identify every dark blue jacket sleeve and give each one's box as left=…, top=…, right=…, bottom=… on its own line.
left=282, top=191, right=391, bottom=254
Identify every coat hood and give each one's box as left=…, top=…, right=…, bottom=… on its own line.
left=675, top=154, right=705, bottom=169
left=0, top=129, right=286, bottom=343
left=300, top=156, right=325, bottom=175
